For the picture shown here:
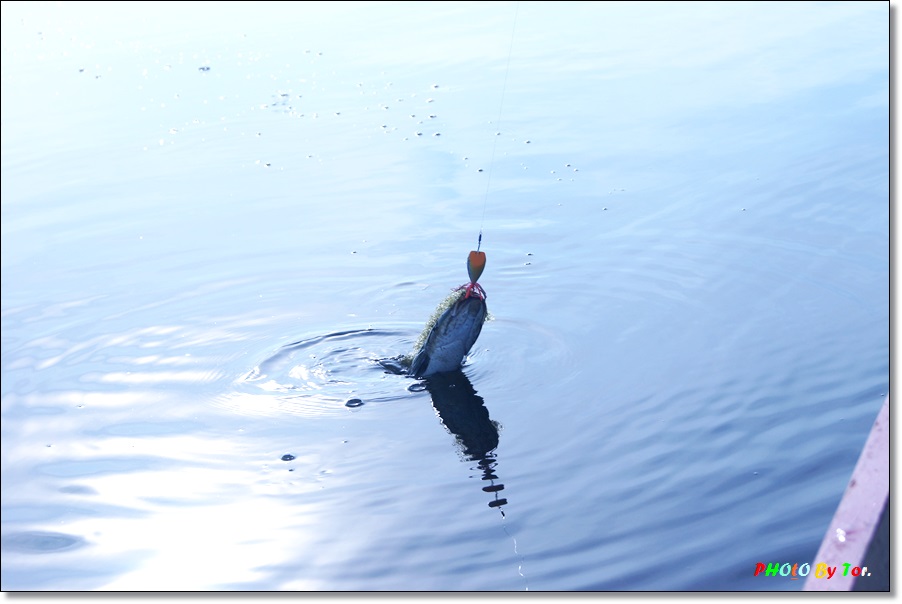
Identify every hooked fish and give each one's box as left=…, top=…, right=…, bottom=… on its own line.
left=408, top=289, right=487, bottom=378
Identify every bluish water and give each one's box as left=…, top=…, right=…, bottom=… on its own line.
left=1, top=1, right=888, bottom=591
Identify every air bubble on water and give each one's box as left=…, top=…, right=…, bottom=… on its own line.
left=345, top=398, right=364, bottom=408
left=281, top=454, right=296, bottom=461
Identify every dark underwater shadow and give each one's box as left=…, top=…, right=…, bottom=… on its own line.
left=422, top=370, right=507, bottom=511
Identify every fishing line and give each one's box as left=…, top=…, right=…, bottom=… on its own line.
left=477, top=1, right=519, bottom=253
left=498, top=506, right=530, bottom=590
left=481, top=453, right=529, bottom=590
left=480, top=3, right=528, bottom=590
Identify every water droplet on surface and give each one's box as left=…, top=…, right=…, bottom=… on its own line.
left=345, top=398, right=364, bottom=408
left=281, top=454, right=295, bottom=461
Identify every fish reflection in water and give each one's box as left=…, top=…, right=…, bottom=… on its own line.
left=423, top=370, right=507, bottom=510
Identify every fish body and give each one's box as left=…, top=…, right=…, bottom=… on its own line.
left=409, top=294, right=487, bottom=377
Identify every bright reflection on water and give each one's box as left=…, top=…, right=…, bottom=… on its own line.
left=1, top=1, right=888, bottom=591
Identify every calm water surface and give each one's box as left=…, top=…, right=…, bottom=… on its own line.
left=1, top=1, right=889, bottom=591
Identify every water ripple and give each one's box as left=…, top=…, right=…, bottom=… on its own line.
left=226, top=328, right=419, bottom=417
